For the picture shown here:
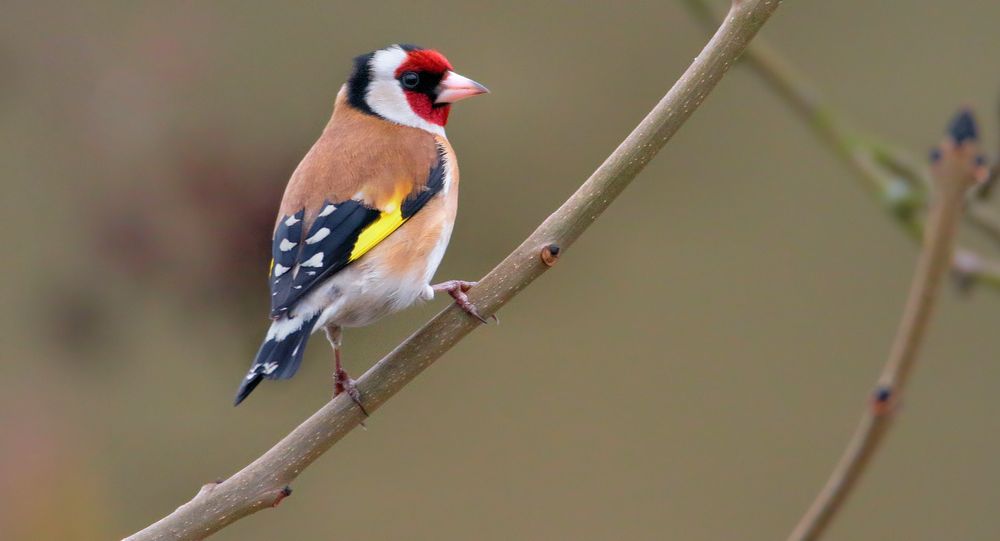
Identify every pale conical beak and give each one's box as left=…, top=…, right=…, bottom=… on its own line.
left=434, top=71, right=489, bottom=104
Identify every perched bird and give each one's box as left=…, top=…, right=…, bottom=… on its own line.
left=234, top=44, right=489, bottom=407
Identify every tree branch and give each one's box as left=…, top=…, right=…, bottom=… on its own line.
left=682, top=0, right=1000, bottom=291
left=787, top=112, right=985, bottom=541
left=123, top=1, right=782, bottom=539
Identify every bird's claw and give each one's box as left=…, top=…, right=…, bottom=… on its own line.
left=432, top=280, right=497, bottom=324
left=334, top=368, right=369, bottom=417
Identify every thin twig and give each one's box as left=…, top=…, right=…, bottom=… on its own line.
left=965, top=201, right=1000, bottom=248
left=787, top=112, right=985, bottom=541
left=974, top=93, right=1000, bottom=198
left=122, top=1, right=782, bottom=539
left=682, top=0, right=1000, bottom=290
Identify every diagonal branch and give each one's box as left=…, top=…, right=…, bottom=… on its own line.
left=787, top=112, right=986, bottom=541
left=123, top=1, right=782, bottom=539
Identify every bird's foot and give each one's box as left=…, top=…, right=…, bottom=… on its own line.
left=431, top=280, right=497, bottom=324
left=334, top=368, right=369, bottom=418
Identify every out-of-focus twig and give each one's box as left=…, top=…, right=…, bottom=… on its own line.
left=973, top=95, right=1000, bottom=198
left=123, top=1, right=782, bottom=539
left=965, top=201, right=1000, bottom=248
left=682, top=0, right=1000, bottom=291
left=787, top=111, right=986, bottom=541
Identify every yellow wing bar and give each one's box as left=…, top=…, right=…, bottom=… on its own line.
left=349, top=206, right=406, bottom=262
left=268, top=200, right=409, bottom=276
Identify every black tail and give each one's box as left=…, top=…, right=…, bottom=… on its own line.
left=234, top=313, right=320, bottom=405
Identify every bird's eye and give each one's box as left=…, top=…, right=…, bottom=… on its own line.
left=400, top=71, right=420, bottom=89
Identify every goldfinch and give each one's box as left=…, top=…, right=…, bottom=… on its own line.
left=234, top=44, right=489, bottom=407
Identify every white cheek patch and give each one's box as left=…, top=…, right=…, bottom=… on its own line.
left=370, top=46, right=408, bottom=79
left=365, top=46, right=446, bottom=137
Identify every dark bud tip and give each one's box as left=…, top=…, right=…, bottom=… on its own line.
left=871, top=386, right=894, bottom=415
left=271, top=485, right=293, bottom=507
left=540, top=244, right=561, bottom=267
left=948, top=108, right=978, bottom=144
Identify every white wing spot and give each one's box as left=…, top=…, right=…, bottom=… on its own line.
left=300, top=253, right=324, bottom=268
left=318, top=204, right=336, bottom=217
left=273, top=264, right=290, bottom=277
left=262, top=361, right=279, bottom=375
left=284, top=215, right=300, bottom=227
left=305, top=227, right=330, bottom=245
left=279, top=239, right=297, bottom=252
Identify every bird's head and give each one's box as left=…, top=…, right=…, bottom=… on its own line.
left=347, top=44, right=489, bottom=134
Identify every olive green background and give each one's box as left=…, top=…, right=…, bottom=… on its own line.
left=3, top=1, right=999, bottom=540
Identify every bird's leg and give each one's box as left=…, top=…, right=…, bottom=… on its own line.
left=323, top=324, right=368, bottom=417
left=430, top=280, right=496, bottom=324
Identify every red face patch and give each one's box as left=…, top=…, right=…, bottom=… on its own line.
left=404, top=94, right=450, bottom=127
left=396, top=49, right=453, bottom=127
left=394, top=49, right=452, bottom=78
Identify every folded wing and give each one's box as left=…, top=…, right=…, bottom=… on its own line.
left=268, top=149, right=447, bottom=318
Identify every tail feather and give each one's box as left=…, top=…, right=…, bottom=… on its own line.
left=234, top=313, right=321, bottom=406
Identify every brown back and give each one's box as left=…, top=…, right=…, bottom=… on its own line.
left=277, top=87, right=440, bottom=231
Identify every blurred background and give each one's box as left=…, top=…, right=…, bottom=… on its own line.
left=3, top=1, right=999, bottom=540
